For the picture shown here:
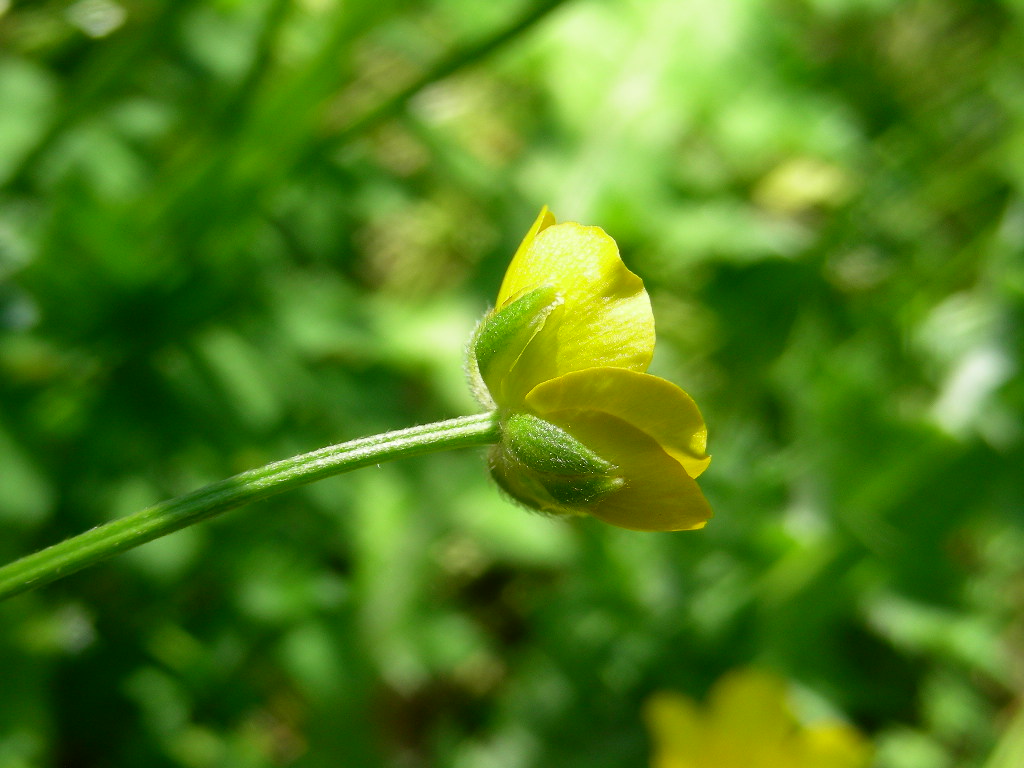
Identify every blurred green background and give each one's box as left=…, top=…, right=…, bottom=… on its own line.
left=1, top=0, right=1022, bottom=766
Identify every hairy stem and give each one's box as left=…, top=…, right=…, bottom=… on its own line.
left=0, top=412, right=500, bottom=601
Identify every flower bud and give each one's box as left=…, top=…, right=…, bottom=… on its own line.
left=489, top=412, right=625, bottom=515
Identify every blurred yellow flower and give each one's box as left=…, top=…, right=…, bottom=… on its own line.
left=644, top=669, right=872, bottom=768
left=468, top=207, right=711, bottom=531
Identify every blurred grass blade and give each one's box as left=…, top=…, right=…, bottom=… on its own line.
left=304, top=0, right=572, bottom=157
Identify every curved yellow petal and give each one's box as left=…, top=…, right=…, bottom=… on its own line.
left=497, top=206, right=557, bottom=308
left=526, top=368, right=710, bottom=478
left=498, top=223, right=655, bottom=406
left=537, top=409, right=711, bottom=531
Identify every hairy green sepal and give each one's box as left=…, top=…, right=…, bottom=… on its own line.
left=490, top=412, right=625, bottom=515
left=468, top=286, right=560, bottom=406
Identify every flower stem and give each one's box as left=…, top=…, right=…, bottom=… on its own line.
left=0, top=412, right=501, bottom=602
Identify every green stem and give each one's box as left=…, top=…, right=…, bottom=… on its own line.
left=0, top=412, right=500, bottom=602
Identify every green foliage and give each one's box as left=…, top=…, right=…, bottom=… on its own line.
left=1, top=0, right=1022, bottom=766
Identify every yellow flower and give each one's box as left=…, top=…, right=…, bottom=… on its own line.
left=468, top=207, right=711, bottom=531
left=644, top=669, right=873, bottom=768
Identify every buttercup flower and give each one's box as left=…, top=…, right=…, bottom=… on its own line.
left=468, top=207, right=711, bottom=531
left=644, top=669, right=872, bottom=768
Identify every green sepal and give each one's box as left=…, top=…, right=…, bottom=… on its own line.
left=536, top=473, right=625, bottom=507
left=488, top=412, right=624, bottom=515
left=502, top=413, right=612, bottom=476
left=468, top=286, right=560, bottom=406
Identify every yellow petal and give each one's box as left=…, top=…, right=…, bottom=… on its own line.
left=798, top=724, right=873, bottom=768
left=644, top=692, right=703, bottom=768
left=498, top=206, right=556, bottom=308
left=526, top=368, right=710, bottom=478
left=535, top=408, right=711, bottom=531
left=708, top=670, right=793, bottom=738
left=497, top=222, right=655, bottom=405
